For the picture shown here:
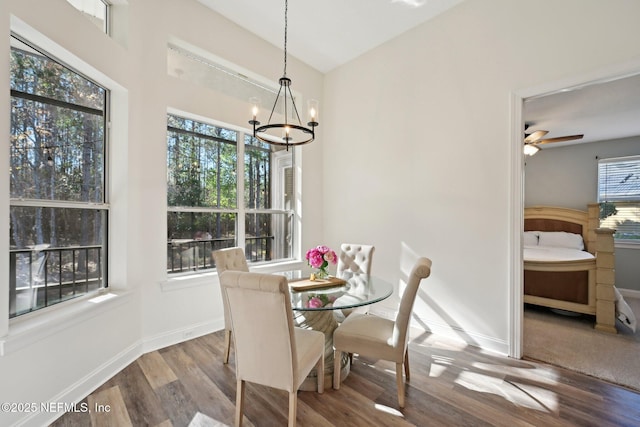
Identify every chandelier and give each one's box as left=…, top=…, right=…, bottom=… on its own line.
left=249, top=0, right=318, bottom=150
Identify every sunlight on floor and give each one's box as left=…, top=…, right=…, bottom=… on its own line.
left=89, top=292, right=118, bottom=304
left=374, top=403, right=404, bottom=417
left=429, top=363, right=448, bottom=378
left=471, top=361, right=560, bottom=385
left=429, top=354, right=455, bottom=378
left=454, top=370, right=560, bottom=414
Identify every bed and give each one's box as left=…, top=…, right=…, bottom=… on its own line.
left=523, top=204, right=618, bottom=333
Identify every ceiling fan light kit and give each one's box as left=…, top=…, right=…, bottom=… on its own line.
left=523, top=144, right=540, bottom=156
left=248, top=0, right=318, bottom=150
left=523, top=124, right=584, bottom=156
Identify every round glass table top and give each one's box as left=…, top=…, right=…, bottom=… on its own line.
left=278, top=270, right=394, bottom=311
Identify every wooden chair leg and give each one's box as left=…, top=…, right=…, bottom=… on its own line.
left=404, top=350, right=410, bottom=382
left=395, top=363, right=405, bottom=408
left=224, top=329, right=232, bottom=364
left=235, top=379, right=245, bottom=427
left=317, top=355, right=324, bottom=393
left=333, top=349, right=342, bottom=389
left=288, top=391, right=297, bottom=427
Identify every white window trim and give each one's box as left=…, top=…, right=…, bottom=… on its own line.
left=597, top=155, right=640, bottom=246
left=3, top=16, right=128, bottom=342
left=165, top=109, right=300, bottom=285
left=1, top=290, right=130, bottom=356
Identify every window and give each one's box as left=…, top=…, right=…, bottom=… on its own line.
left=244, top=135, right=295, bottom=262
left=167, top=114, right=294, bottom=274
left=598, top=156, right=640, bottom=242
left=9, top=35, right=109, bottom=318
left=65, top=0, right=110, bottom=34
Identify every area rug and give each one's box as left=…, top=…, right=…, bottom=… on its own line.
left=523, top=297, right=640, bottom=392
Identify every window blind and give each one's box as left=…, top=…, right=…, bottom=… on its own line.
left=598, top=156, right=640, bottom=241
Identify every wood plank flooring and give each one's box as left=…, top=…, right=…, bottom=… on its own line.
left=51, top=330, right=640, bottom=426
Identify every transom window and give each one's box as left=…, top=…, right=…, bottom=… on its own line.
left=9, top=35, right=109, bottom=318
left=598, top=155, right=640, bottom=242
left=65, top=0, right=109, bottom=34
left=166, top=114, right=295, bottom=274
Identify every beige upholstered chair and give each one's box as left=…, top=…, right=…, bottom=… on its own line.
left=336, top=243, right=375, bottom=280
left=332, top=257, right=432, bottom=408
left=334, top=243, right=375, bottom=321
left=220, top=271, right=324, bottom=427
left=212, top=247, right=249, bottom=364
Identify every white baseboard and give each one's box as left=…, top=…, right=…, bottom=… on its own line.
left=14, top=318, right=224, bottom=427
left=20, top=341, right=141, bottom=427
left=141, top=319, right=222, bottom=354
left=368, top=307, right=509, bottom=356
left=414, top=317, right=510, bottom=356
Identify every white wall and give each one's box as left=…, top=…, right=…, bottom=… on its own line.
left=0, top=1, right=324, bottom=426
left=525, top=136, right=640, bottom=209
left=3, top=0, right=640, bottom=425
left=525, top=136, right=640, bottom=291
left=322, top=0, right=640, bottom=351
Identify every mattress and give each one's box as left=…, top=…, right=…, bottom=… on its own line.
left=523, top=246, right=595, bottom=262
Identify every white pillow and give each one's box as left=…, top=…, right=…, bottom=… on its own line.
left=523, top=231, right=539, bottom=246
left=615, top=288, right=637, bottom=333
left=538, top=231, right=584, bottom=250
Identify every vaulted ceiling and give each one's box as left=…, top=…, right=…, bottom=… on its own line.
left=196, top=0, right=464, bottom=73
left=197, top=0, right=640, bottom=149
left=524, top=73, right=640, bottom=149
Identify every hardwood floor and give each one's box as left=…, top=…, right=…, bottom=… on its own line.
left=51, top=330, right=640, bottom=427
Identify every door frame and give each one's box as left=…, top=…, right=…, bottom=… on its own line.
left=508, top=59, right=640, bottom=359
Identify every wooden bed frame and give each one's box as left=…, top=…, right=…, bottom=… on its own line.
left=523, top=204, right=617, bottom=333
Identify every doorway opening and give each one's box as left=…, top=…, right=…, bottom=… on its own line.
left=509, top=61, right=640, bottom=359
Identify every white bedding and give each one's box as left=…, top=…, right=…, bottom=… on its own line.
left=523, top=228, right=636, bottom=333
left=524, top=245, right=595, bottom=262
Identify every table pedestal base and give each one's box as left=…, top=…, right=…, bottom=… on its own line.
left=293, top=310, right=350, bottom=391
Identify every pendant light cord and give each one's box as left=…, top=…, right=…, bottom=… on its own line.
left=283, top=0, right=288, bottom=77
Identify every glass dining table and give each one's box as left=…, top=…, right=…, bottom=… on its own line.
left=276, top=270, right=394, bottom=390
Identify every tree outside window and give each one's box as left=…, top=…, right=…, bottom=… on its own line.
left=9, top=35, right=108, bottom=318
left=598, top=156, right=640, bottom=242
left=166, top=114, right=294, bottom=274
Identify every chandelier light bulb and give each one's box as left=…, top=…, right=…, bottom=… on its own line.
left=250, top=97, right=260, bottom=120
left=307, top=99, right=318, bottom=125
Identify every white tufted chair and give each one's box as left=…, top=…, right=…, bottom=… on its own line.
left=333, top=257, right=432, bottom=408
left=220, top=271, right=324, bottom=427
left=334, top=243, right=375, bottom=321
left=336, top=243, right=375, bottom=280
left=212, top=247, right=250, bottom=364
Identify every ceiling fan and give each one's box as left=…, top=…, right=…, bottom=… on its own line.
left=523, top=125, right=583, bottom=156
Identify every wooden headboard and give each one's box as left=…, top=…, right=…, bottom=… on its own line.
left=524, top=218, right=583, bottom=235
left=524, top=205, right=592, bottom=252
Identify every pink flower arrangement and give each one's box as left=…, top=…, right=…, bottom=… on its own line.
left=305, top=245, right=337, bottom=269
left=305, top=245, right=337, bottom=279
left=305, top=293, right=337, bottom=308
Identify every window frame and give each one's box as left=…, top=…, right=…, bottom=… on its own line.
left=9, top=33, right=110, bottom=318
left=597, top=155, right=640, bottom=245
left=166, top=111, right=297, bottom=277
left=65, top=0, right=110, bottom=34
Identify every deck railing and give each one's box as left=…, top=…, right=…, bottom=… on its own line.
left=9, top=245, right=104, bottom=318
left=167, top=235, right=274, bottom=273
left=9, top=236, right=276, bottom=317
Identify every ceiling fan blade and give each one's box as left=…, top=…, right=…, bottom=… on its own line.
left=524, top=130, right=548, bottom=143
left=536, top=134, right=584, bottom=145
